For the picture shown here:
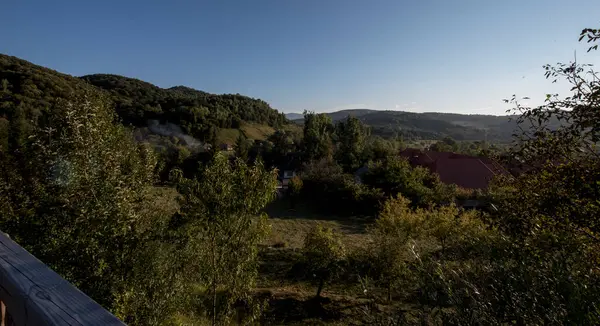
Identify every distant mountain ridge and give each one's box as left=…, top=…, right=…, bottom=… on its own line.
left=287, top=109, right=520, bottom=142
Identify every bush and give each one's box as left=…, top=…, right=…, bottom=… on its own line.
left=366, top=195, right=491, bottom=306
left=362, top=156, right=453, bottom=207
left=300, top=159, right=384, bottom=216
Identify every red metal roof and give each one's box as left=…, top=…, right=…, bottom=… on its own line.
left=400, top=149, right=509, bottom=189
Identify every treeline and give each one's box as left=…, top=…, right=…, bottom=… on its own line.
left=81, top=74, right=287, bottom=140
left=0, top=54, right=287, bottom=152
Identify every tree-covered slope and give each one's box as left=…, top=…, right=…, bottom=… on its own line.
left=80, top=74, right=287, bottom=141
left=0, top=54, right=287, bottom=149
left=292, top=109, right=520, bottom=142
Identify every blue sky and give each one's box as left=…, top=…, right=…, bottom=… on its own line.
left=2, top=1, right=599, bottom=115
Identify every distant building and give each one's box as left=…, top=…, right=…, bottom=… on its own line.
left=275, top=154, right=301, bottom=192
left=399, top=149, right=509, bottom=189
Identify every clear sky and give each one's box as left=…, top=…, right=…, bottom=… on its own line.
left=2, top=1, right=599, bottom=115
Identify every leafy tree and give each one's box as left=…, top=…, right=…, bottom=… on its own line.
left=405, top=24, right=600, bottom=325
left=302, top=110, right=334, bottom=161
left=0, top=93, right=182, bottom=324
left=362, top=136, right=398, bottom=162
left=362, top=156, right=452, bottom=207
left=300, top=158, right=384, bottom=216
left=302, top=225, right=346, bottom=298
left=268, top=129, right=296, bottom=157
left=80, top=74, right=287, bottom=139
left=497, top=24, right=600, bottom=239
left=429, top=136, right=458, bottom=152
left=334, top=115, right=369, bottom=171
left=368, top=195, right=419, bottom=301
left=171, top=153, right=277, bottom=324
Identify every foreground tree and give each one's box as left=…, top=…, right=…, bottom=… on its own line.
left=0, top=93, right=182, bottom=324
left=172, top=154, right=277, bottom=325
left=302, top=225, right=346, bottom=298
left=368, top=195, right=419, bottom=302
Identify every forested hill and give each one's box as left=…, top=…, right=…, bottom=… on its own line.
left=0, top=54, right=287, bottom=145
left=81, top=74, right=287, bottom=139
left=288, top=110, right=522, bottom=142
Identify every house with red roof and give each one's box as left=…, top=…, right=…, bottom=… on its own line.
left=400, top=149, right=509, bottom=189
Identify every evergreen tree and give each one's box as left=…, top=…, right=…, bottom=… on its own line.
left=234, top=131, right=250, bottom=161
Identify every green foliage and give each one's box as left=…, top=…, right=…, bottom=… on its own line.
left=234, top=131, right=250, bottom=161
left=403, top=24, right=600, bottom=325
left=367, top=196, right=419, bottom=301
left=363, top=195, right=491, bottom=316
left=267, top=129, right=299, bottom=157
left=288, top=175, right=303, bottom=196
left=362, top=156, right=454, bottom=207
left=429, top=136, right=457, bottom=152
left=302, top=225, right=347, bottom=297
left=300, top=159, right=384, bottom=216
left=580, top=27, right=600, bottom=52
left=0, top=93, right=182, bottom=324
left=302, top=110, right=334, bottom=161
left=287, top=175, right=303, bottom=208
left=362, top=136, right=402, bottom=162
left=171, top=153, right=277, bottom=324
left=81, top=74, right=287, bottom=140
left=334, top=115, right=370, bottom=171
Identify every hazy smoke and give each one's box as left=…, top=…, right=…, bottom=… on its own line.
left=146, top=120, right=204, bottom=148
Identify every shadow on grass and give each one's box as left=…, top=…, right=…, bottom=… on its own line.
left=262, top=296, right=341, bottom=325
left=264, top=199, right=372, bottom=235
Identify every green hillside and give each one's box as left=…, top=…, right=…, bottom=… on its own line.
left=290, top=110, right=524, bottom=142
left=0, top=54, right=288, bottom=151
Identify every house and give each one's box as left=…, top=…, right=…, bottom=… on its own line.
left=276, top=169, right=297, bottom=189
left=399, top=148, right=509, bottom=190
left=275, top=154, right=301, bottom=192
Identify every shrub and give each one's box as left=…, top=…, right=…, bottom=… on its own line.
left=287, top=175, right=303, bottom=208
left=300, top=159, right=384, bottom=216
left=362, top=156, right=451, bottom=207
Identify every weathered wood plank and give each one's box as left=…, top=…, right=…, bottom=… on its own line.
left=0, top=232, right=125, bottom=325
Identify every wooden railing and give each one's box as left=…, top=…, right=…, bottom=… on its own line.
left=0, top=232, right=125, bottom=325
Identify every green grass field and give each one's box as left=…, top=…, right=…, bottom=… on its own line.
left=217, top=123, right=276, bottom=144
